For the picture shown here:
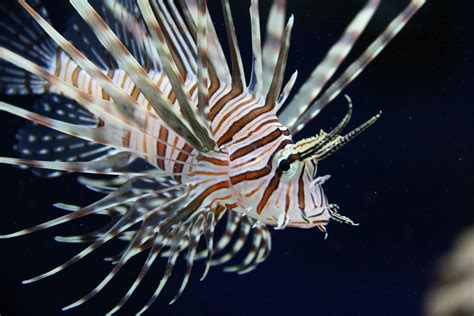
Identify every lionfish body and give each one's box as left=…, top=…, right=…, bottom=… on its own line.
left=0, top=0, right=423, bottom=313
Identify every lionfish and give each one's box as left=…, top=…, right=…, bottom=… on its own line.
left=0, top=0, right=424, bottom=313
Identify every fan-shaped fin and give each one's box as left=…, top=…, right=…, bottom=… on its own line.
left=0, top=0, right=55, bottom=95
left=15, top=94, right=114, bottom=177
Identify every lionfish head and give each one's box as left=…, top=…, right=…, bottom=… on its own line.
left=269, top=96, right=381, bottom=232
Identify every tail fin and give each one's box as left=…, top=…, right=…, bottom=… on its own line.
left=0, top=0, right=56, bottom=95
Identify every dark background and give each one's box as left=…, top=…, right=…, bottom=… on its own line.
left=0, top=0, right=473, bottom=315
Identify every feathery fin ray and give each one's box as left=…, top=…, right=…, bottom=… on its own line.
left=279, top=0, right=380, bottom=127
left=68, top=0, right=206, bottom=151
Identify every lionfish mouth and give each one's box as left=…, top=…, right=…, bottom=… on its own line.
left=287, top=203, right=359, bottom=233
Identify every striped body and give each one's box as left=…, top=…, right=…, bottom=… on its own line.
left=0, top=0, right=424, bottom=313
left=51, top=48, right=330, bottom=227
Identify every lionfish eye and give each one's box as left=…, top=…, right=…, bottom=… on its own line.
left=278, top=159, right=291, bottom=172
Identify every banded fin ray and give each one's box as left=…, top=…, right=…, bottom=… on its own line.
left=200, top=208, right=221, bottom=280
left=101, top=0, right=163, bottom=71
left=18, top=0, right=160, bottom=130
left=211, top=217, right=251, bottom=266
left=197, top=210, right=240, bottom=257
left=0, top=97, right=201, bottom=165
left=0, top=46, right=200, bottom=157
left=20, top=0, right=205, bottom=152
left=238, top=225, right=272, bottom=274
left=169, top=212, right=206, bottom=304
left=21, top=182, right=189, bottom=289
left=182, top=0, right=232, bottom=85
left=66, top=0, right=163, bottom=72
left=61, top=215, right=166, bottom=311
left=15, top=94, right=112, bottom=177
left=249, top=0, right=264, bottom=95
left=0, top=0, right=55, bottom=94
left=292, top=0, right=425, bottom=134
left=275, top=70, right=298, bottom=111
left=64, top=13, right=117, bottom=71
left=69, top=0, right=210, bottom=152
left=279, top=0, right=425, bottom=134
left=0, top=177, right=186, bottom=240
left=153, top=0, right=195, bottom=78
left=223, top=223, right=263, bottom=273
left=137, top=0, right=216, bottom=150
left=221, top=0, right=247, bottom=91
left=279, top=0, right=380, bottom=128
left=196, top=0, right=211, bottom=128
left=262, top=0, right=286, bottom=96
left=264, top=14, right=294, bottom=109
left=106, top=229, right=173, bottom=314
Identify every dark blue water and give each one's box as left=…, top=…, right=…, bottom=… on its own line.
left=0, top=1, right=473, bottom=315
